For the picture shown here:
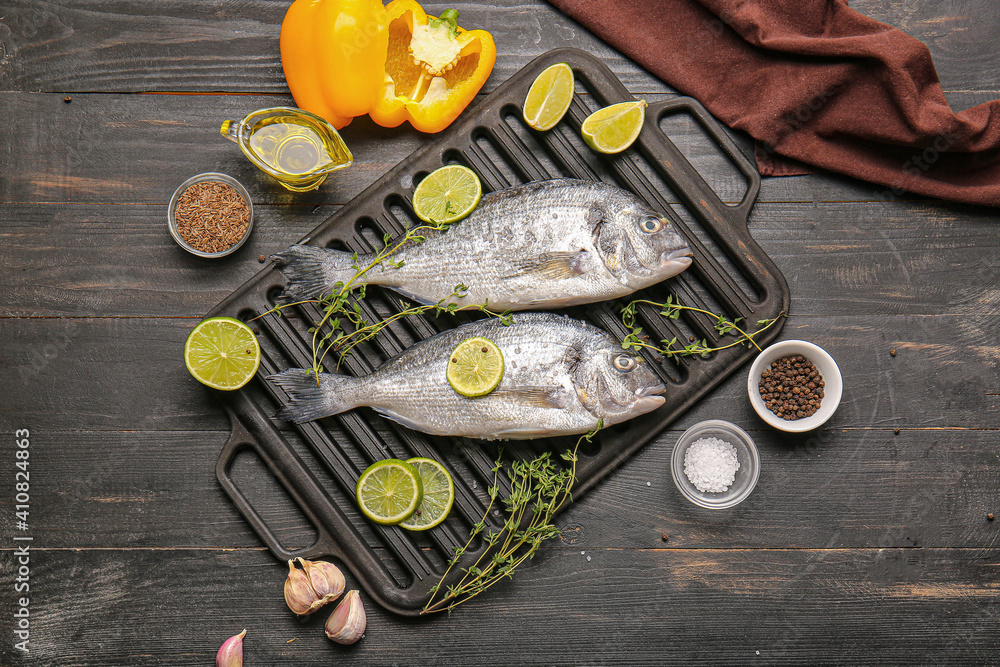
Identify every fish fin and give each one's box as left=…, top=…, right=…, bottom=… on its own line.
left=492, top=386, right=572, bottom=410
left=267, top=368, right=359, bottom=424
left=503, top=251, right=587, bottom=281
left=373, top=408, right=426, bottom=433
left=270, top=245, right=365, bottom=303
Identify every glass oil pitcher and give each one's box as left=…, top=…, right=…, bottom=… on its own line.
left=221, top=107, right=353, bottom=192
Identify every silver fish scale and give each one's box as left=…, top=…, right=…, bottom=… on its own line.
left=367, top=180, right=655, bottom=309
left=350, top=314, right=608, bottom=439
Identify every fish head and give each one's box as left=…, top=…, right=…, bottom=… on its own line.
left=570, top=334, right=667, bottom=425
left=589, top=192, right=693, bottom=288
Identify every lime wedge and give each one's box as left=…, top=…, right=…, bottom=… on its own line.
left=523, top=62, right=575, bottom=131
left=356, top=459, right=424, bottom=525
left=581, top=99, right=648, bottom=154
left=400, top=458, right=455, bottom=531
left=184, top=316, right=261, bottom=390
left=412, top=164, right=482, bottom=225
left=446, top=336, right=504, bottom=398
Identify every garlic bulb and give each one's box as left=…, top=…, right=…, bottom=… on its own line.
left=299, top=557, right=345, bottom=602
left=283, top=558, right=346, bottom=615
left=216, top=629, right=245, bottom=667
left=324, top=590, right=366, bottom=645
left=284, top=560, right=321, bottom=615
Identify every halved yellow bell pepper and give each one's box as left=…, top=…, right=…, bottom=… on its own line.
left=371, top=2, right=497, bottom=133
left=280, top=0, right=390, bottom=130
left=279, top=0, right=496, bottom=133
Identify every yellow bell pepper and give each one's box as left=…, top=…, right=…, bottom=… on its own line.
left=280, top=0, right=390, bottom=129
left=370, top=2, right=497, bottom=133
left=279, top=0, right=496, bottom=133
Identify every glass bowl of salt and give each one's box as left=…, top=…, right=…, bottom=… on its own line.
left=670, top=419, right=759, bottom=509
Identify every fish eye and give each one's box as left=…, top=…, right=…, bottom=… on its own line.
left=613, top=354, right=637, bottom=372
left=640, top=217, right=664, bottom=234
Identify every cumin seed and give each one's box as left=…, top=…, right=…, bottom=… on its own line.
left=174, top=181, right=250, bottom=254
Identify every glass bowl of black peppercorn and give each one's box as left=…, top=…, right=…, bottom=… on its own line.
left=747, top=340, right=843, bottom=432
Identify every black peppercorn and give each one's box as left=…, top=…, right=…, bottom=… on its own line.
left=758, top=354, right=823, bottom=421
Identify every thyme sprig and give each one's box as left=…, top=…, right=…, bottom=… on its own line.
left=254, top=221, right=512, bottom=376
left=422, top=422, right=602, bottom=615
left=621, top=296, right=784, bottom=359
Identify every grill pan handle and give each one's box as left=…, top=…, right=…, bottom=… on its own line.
left=645, top=96, right=761, bottom=227
left=216, top=406, right=339, bottom=562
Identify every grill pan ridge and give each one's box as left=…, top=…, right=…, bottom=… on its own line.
left=209, top=49, right=789, bottom=616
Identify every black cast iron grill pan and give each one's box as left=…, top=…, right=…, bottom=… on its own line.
left=208, top=48, right=789, bottom=616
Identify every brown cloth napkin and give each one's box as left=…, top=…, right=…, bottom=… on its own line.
left=549, top=0, right=1000, bottom=206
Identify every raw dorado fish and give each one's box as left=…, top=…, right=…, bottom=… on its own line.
left=271, top=179, right=692, bottom=311
left=267, top=313, right=666, bottom=439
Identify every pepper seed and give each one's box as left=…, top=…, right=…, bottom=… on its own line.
left=759, top=354, right=822, bottom=421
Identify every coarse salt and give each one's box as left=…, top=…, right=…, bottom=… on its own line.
left=683, top=437, right=740, bottom=493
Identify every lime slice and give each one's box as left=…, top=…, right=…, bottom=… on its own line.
left=356, top=459, right=424, bottom=525
left=412, top=164, right=482, bottom=225
left=184, top=316, right=261, bottom=390
left=581, top=99, right=648, bottom=154
left=523, top=62, right=575, bottom=131
left=446, top=336, right=504, bottom=398
left=400, top=458, right=455, bottom=531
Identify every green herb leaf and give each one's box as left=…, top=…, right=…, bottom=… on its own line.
left=421, top=425, right=595, bottom=615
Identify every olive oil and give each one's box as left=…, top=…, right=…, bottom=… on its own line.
left=221, top=107, right=353, bottom=192
left=247, top=117, right=334, bottom=175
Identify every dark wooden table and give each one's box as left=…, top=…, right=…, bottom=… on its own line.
left=3, top=1, right=999, bottom=664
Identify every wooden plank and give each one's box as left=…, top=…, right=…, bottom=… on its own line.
left=0, top=91, right=774, bottom=205
left=2, top=0, right=999, bottom=96
left=0, top=546, right=996, bottom=665
left=0, top=0, right=659, bottom=94
left=0, top=93, right=424, bottom=206
left=9, top=426, right=999, bottom=550
left=2, top=314, right=997, bottom=430
left=3, top=91, right=998, bottom=206
left=2, top=200, right=998, bottom=317
left=568, top=421, right=1000, bottom=550
left=0, top=202, right=338, bottom=317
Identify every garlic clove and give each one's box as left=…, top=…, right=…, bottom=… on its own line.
left=216, top=629, right=246, bottom=667
left=298, top=557, right=345, bottom=605
left=284, top=559, right=323, bottom=616
left=324, top=590, right=367, bottom=645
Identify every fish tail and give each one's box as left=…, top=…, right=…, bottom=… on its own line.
left=270, top=244, right=366, bottom=303
left=267, top=368, right=361, bottom=424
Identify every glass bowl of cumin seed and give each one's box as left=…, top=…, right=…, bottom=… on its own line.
left=168, top=172, right=254, bottom=258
